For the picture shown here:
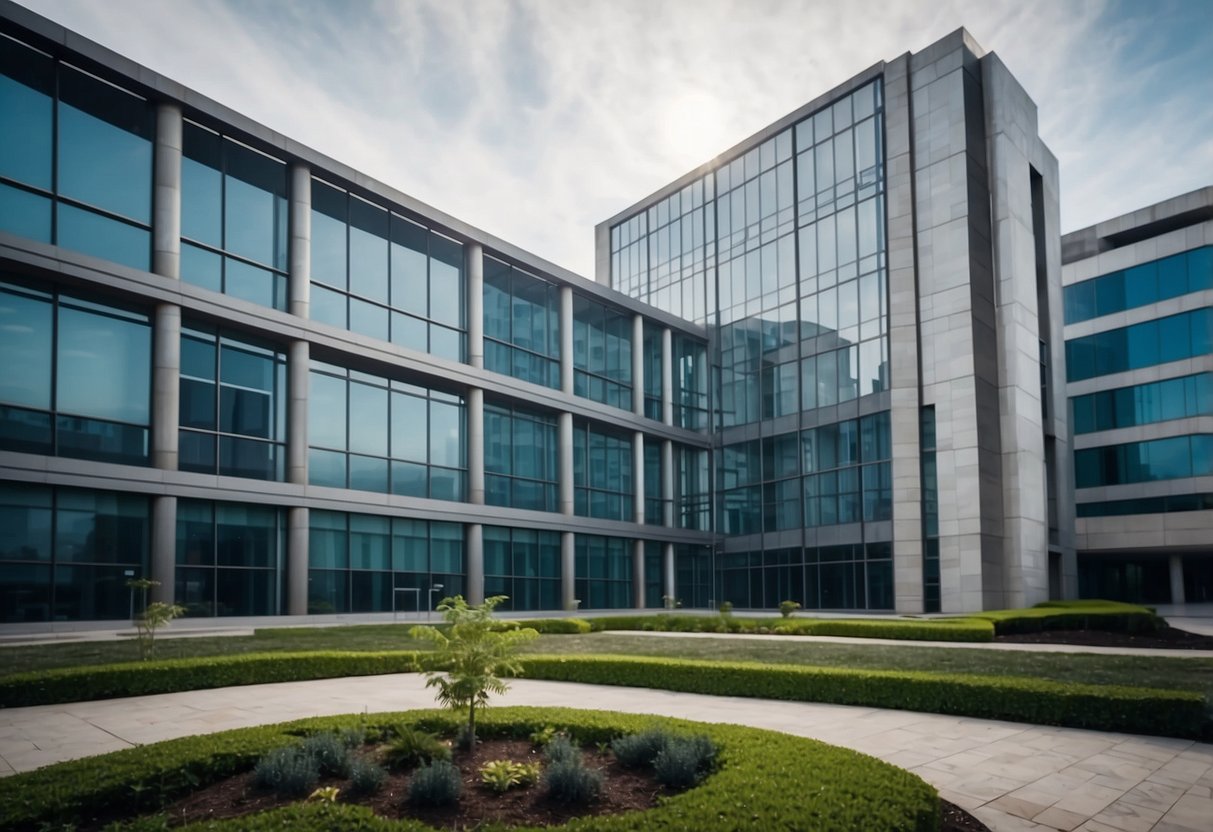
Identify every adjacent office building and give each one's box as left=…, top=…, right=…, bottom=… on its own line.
left=1062, top=189, right=1213, bottom=604
left=0, top=2, right=1098, bottom=623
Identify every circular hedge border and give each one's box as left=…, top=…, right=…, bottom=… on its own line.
left=0, top=707, right=940, bottom=831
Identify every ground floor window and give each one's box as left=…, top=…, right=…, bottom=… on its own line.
left=175, top=500, right=283, bottom=616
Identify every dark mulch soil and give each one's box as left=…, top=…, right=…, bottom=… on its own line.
left=997, top=625, right=1213, bottom=650
left=97, top=737, right=992, bottom=831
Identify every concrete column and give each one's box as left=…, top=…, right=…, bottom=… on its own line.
left=288, top=163, right=311, bottom=319
left=467, top=388, right=485, bottom=505
left=287, top=340, right=310, bottom=485
left=151, top=304, right=181, bottom=470
left=632, top=431, right=645, bottom=524
left=1170, top=555, right=1186, bottom=605
left=663, top=542, right=676, bottom=606
left=559, top=411, right=574, bottom=515
left=149, top=496, right=176, bottom=605
left=662, top=440, right=675, bottom=527
left=466, top=242, right=484, bottom=368
left=561, top=531, right=576, bottom=611
left=632, top=539, right=645, bottom=609
left=661, top=327, right=674, bottom=426
left=632, top=314, right=644, bottom=417
left=466, top=523, right=484, bottom=605
left=287, top=506, right=309, bottom=615
left=560, top=285, right=574, bottom=395
left=152, top=102, right=182, bottom=280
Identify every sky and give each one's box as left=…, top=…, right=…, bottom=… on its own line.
left=16, top=0, right=1213, bottom=278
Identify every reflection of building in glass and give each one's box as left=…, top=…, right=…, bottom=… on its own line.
left=8, top=2, right=1174, bottom=623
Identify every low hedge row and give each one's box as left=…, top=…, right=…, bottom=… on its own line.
left=0, top=707, right=940, bottom=832
left=492, top=617, right=593, bottom=634
left=0, top=650, right=421, bottom=709
left=588, top=613, right=995, bottom=641
left=972, top=600, right=1164, bottom=635
left=518, top=654, right=1209, bottom=740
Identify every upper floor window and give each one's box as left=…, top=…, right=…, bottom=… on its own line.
left=1065, top=308, right=1212, bottom=382
left=572, top=295, right=632, bottom=411
left=572, top=421, right=633, bottom=521
left=483, top=256, right=560, bottom=388
left=0, top=37, right=153, bottom=271
left=1064, top=247, right=1213, bottom=325
left=484, top=402, right=558, bottom=512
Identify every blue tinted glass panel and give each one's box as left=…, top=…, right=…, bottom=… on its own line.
left=430, top=324, right=461, bottom=361
left=180, top=124, right=222, bottom=246
left=390, top=216, right=428, bottom=317
left=1190, top=249, right=1212, bottom=292
left=224, top=144, right=286, bottom=269
left=391, top=312, right=427, bottom=352
left=57, top=70, right=151, bottom=222
left=1155, top=255, right=1186, bottom=301
left=225, top=258, right=280, bottom=310
left=0, top=44, right=53, bottom=189
left=349, top=454, right=388, bottom=493
left=308, top=448, right=345, bottom=487
left=429, top=400, right=463, bottom=468
left=310, top=283, right=347, bottom=328
left=308, top=372, right=346, bottom=449
left=310, top=181, right=347, bottom=288
left=0, top=183, right=51, bottom=242
left=349, top=298, right=389, bottom=341
left=56, top=205, right=149, bottom=271
left=0, top=288, right=52, bottom=409
left=391, top=392, right=426, bottom=461
left=56, top=304, right=150, bottom=424
left=428, top=233, right=462, bottom=327
left=349, top=198, right=389, bottom=302
left=349, top=383, right=388, bottom=457
left=181, top=242, right=222, bottom=293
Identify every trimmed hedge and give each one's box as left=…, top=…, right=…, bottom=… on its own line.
left=517, top=655, right=1209, bottom=740
left=492, top=617, right=593, bottom=634
left=0, top=651, right=421, bottom=709
left=589, top=613, right=995, bottom=642
left=0, top=707, right=940, bottom=832
left=971, top=601, right=1164, bottom=635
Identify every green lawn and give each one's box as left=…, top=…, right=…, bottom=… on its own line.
left=4, top=625, right=1211, bottom=702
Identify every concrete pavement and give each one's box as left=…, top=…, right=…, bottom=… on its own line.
left=1, top=674, right=1210, bottom=832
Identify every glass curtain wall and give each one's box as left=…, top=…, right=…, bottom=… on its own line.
left=0, top=281, right=151, bottom=465
left=308, top=511, right=463, bottom=613
left=642, top=323, right=663, bottom=420
left=482, top=257, right=561, bottom=388
left=574, top=534, right=632, bottom=609
left=572, top=422, right=634, bottom=521
left=671, top=336, right=709, bottom=430
left=675, top=445, right=711, bottom=530
left=1075, top=435, right=1213, bottom=488
left=484, top=403, right=558, bottom=512
left=0, top=37, right=153, bottom=270
left=572, top=295, right=633, bottom=411
left=180, top=123, right=288, bottom=309
left=1066, top=308, right=1212, bottom=382
left=175, top=500, right=282, bottom=616
left=1064, top=246, right=1212, bottom=324
left=310, top=181, right=464, bottom=360
left=483, top=526, right=561, bottom=611
left=179, top=326, right=286, bottom=480
left=720, top=542, right=892, bottom=610
left=0, top=483, right=148, bottom=622
left=308, top=362, right=465, bottom=500
left=1071, top=373, right=1213, bottom=434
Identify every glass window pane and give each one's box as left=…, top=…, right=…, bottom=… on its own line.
left=429, top=400, right=463, bottom=468
left=56, top=204, right=149, bottom=271
left=391, top=392, right=427, bottom=461
left=350, top=298, right=389, bottom=341
left=390, top=216, right=428, bottom=317
left=225, top=258, right=280, bottom=310
left=310, top=283, right=347, bottom=329
left=57, top=303, right=150, bottom=424
left=0, top=43, right=53, bottom=189
left=181, top=242, right=222, bottom=293
left=181, top=124, right=222, bottom=246
left=349, top=198, right=389, bottom=302
left=308, top=372, right=346, bottom=449
left=0, top=183, right=51, bottom=243
left=429, top=233, right=462, bottom=327
left=0, top=288, right=52, bottom=409
left=224, top=143, right=286, bottom=269
left=349, top=382, right=388, bottom=456
left=310, top=181, right=347, bottom=289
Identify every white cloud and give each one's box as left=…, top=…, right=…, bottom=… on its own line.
left=13, top=0, right=1212, bottom=277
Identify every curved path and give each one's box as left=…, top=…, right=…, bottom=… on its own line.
left=1, top=674, right=1209, bottom=832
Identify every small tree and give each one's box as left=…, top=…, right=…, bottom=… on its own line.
left=779, top=600, right=801, bottom=619
left=410, top=595, right=537, bottom=747
left=134, top=600, right=185, bottom=660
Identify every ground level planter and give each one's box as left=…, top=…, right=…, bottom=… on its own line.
left=0, top=707, right=941, bottom=832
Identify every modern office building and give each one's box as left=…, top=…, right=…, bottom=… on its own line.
left=0, top=2, right=1075, bottom=623
left=1061, top=188, right=1213, bottom=604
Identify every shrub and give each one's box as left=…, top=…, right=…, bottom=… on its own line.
left=529, top=725, right=559, bottom=747
left=589, top=614, right=994, bottom=642
left=718, top=601, right=733, bottom=615
left=382, top=726, right=450, bottom=770
left=252, top=746, right=319, bottom=798
left=493, top=618, right=592, bottom=634
left=779, top=600, right=801, bottom=618
left=544, top=734, right=580, bottom=765
left=347, top=758, right=385, bottom=795
left=480, top=759, right=541, bottom=793
left=544, top=759, right=602, bottom=804
left=653, top=736, right=716, bottom=789
left=973, top=602, right=1163, bottom=635
left=408, top=759, right=462, bottom=806
left=299, top=732, right=351, bottom=778
left=611, top=729, right=669, bottom=769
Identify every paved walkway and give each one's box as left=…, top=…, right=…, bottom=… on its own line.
left=1, top=675, right=1209, bottom=832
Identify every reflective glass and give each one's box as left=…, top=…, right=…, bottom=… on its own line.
left=0, top=183, right=51, bottom=242
left=181, top=124, right=222, bottom=246
left=308, top=372, right=347, bottom=449
left=181, top=243, right=222, bottom=292
left=224, top=143, right=286, bottom=269
left=310, top=181, right=347, bottom=288
left=391, top=392, right=427, bottom=461
left=429, top=233, right=462, bottom=327
left=225, top=258, right=280, bottom=310
left=56, top=303, right=150, bottom=424
left=56, top=204, right=149, bottom=271
left=349, top=383, right=388, bottom=456
left=349, top=197, right=389, bottom=302
left=0, top=42, right=53, bottom=189
left=0, top=287, right=52, bottom=409
left=390, top=216, right=428, bottom=317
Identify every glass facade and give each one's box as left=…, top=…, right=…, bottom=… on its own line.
left=0, top=282, right=151, bottom=465
left=483, top=256, right=560, bottom=388
left=675, top=445, right=711, bottom=530
left=642, top=323, right=663, bottom=420
left=643, top=441, right=665, bottom=525
left=179, top=326, right=286, bottom=480
left=1065, top=308, right=1212, bottom=382
left=484, top=403, right=558, bottom=512
left=175, top=500, right=282, bottom=616
left=0, top=38, right=153, bottom=270
left=1077, top=493, right=1213, bottom=518
left=1064, top=247, right=1213, bottom=324
left=483, top=526, right=561, bottom=611
left=671, top=335, right=709, bottom=430
left=572, top=295, right=632, bottom=410
left=572, top=422, right=634, bottom=521
left=1074, top=434, right=1213, bottom=489
left=0, top=484, right=148, bottom=622
left=920, top=406, right=939, bottom=613
left=1071, top=373, right=1212, bottom=434
left=180, top=122, right=287, bottom=310
left=308, top=511, right=463, bottom=613
left=574, top=534, right=632, bottom=609
left=310, top=181, right=464, bottom=360
left=720, top=542, right=893, bottom=611
left=308, top=362, right=465, bottom=499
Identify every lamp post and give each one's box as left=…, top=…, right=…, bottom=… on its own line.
left=427, top=583, right=445, bottom=621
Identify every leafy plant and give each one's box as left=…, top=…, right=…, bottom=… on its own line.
left=125, top=578, right=185, bottom=661
left=479, top=759, right=541, bottom=794
left=381, top=726, right=450, bottom=770
left=348, top=759, right=385, bottom=795
left=611, top=729, right=671, bottom=769
left=779, top=600, right=801, bottom=618
left=408, top=759, right=462, bottom=806
left=409, top=595, right=538, bottom=747
left=528, top=725, right=559, bottom=747
left=300, top=732, right=352, bottom=778
left=717, top=601, right=733, bottom=616
left=253, top=746, right=319, bottom=798
left=653, top=736, right=716, bottom=789
left=306, top=786, right=340, bottom=803
left=543, top=734, right=579, bottom=765
left=544, top=759, right=602, bottom=804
